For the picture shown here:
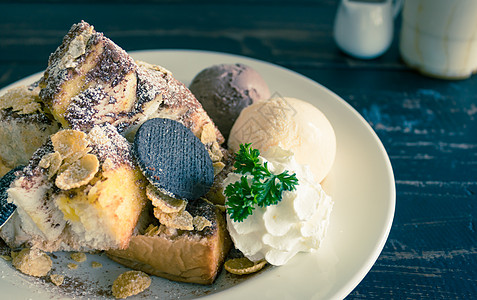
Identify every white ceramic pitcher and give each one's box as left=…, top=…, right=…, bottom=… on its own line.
left=333, top=0, right=403, bottom=59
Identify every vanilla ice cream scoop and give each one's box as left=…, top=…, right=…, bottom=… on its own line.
left=228, top=97, right=336, bottom=183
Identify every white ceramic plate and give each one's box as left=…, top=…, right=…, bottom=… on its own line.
left=0, top=50, right=395, bottom=299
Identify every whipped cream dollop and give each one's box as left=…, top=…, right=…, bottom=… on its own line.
left=224, top=146, right=333, bottom=266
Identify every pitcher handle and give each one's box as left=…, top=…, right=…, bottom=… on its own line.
left=392, top=0, right=404, bottom=18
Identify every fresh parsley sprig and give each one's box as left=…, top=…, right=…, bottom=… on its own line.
left=225, top=143, right=299, bottom=222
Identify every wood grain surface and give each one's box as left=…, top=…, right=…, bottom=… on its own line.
left=0, top=1, right=476, bottom=299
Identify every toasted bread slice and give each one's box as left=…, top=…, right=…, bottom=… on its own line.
left=39, top=21, right=137, bottom=130
left=39, top=21, right=223, bottom=146
left=3, top=125, right=148, bottom=252
left=121, top=61, right=224, bottom=144
left=107, top=198, right=231, bottom=285
left=0, top=83, right=60, bottom=176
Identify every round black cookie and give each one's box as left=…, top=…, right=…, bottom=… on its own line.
left=0, top=166, right=23, bottom=226
left=133, top=118, right=214, bottom=201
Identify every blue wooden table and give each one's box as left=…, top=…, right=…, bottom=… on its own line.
left=0, top=1, right=476, bottom=298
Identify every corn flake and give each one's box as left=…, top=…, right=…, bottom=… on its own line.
left=55, top=154, right=99, bottom=190
left=144, top=224, right=161, bottom=237
left=50, top=274, right=65, bottom=286
left=146, top=185, right=187, bottom=214
left=51, top=130, right=89, bottom=160
left=63, top=146, right=92, bottom=165
left=224, top=258, right=267, bottom=275
left=212, top=161, right=225, bottom=176
left=0, top=255, right=11, bottom=261
left=154, top=208, right=194, bottom=231
left=70, top=252, right=87, bottom=263
left=112, top=270, right=151, bottom=299
left=0, top=86, right=41, bottom=114
left=193, top=216, right=212, bottom=231
left=39, top=151, right=62, bottom=179
left=12, top=248, right=52, bottom=277
left=208, top=142, right=223, bottom=162
left=200, top=122, right=217, bottom=144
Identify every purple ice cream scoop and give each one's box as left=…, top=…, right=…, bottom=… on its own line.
left=189, top=63, right=271, bottom=140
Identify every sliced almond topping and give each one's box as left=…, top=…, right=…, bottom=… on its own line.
left=224, top=258, right=267, bottom=275
left=154, top=208, right=194, bottom=231
left=55, top=154, right=99, bottom=190
left=146, top=185, right=187, bottom=214
left=51, top=129, right=89, bottom=160
left=193, top=216, right=212, bottom=231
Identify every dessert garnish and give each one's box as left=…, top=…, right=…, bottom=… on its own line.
left=133, top=118, right=214, bottom=201
left=224, top=143, right=298, bottom=222
left=224, top=145, right=333, bottom=266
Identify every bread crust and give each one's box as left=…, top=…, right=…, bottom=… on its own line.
left=107, top=199, right=232, bottom=285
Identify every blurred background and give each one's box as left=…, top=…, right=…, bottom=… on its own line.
left=0, top=0, right=406, bottom=87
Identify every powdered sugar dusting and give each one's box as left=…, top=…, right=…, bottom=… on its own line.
left=20, top=141, right=54, bottom=178
left=0, top=242, right=267, bottom=299
left=39, top=21, right=94, bottom=104
left=65, top=86, right=117, bottom=132
left=87, top=124, right=133, bottom=169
